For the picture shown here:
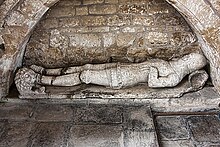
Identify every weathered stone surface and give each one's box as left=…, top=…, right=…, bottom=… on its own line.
left=0, top=103, right=33, bottom=121
left=124, top=131, right=158, bottom=147
left=103, top=33, right=116, bottom=47
left=40, top=18, right=59, bottom=29
left=75, top=6, right=88, bottom=15
left=105, top=0, right=118, bottom=4
left=68, top=125, right=123, bottom=147
left=28, top=122, right=68, bottom=147
left=156, top=116, right=189, bottom=140
left=47, top=6, right=75, bottom=18
left=58, top=18, right=80, bottom=27
left=119, top=4, right=148, bottom=14
left=72, top=105, right=123, bottom=124
left=89, top=4, right=117, bottom=14
left=133, top=15, right=154, bottom=26
left=146, top=32, right=169, bottom=46
left=0, top=122, right=33, bottom=147
left=116, top=33, right=136, bottom=47
left=50, top=29, right=69, bottom=49
left=0, top=122, right=5, bottom=138
left=83, top=0, right=104, bottom=5
left=55, top=0, right=81, bottom=6
left=187, top=115, right=220, bottom=142
left=161, top=140, right=194, bottom=147
left=81, top=16, right=106, bottom=26
left=69, top=34, right=102, bottom=48
left=33, top=104, right=73, bottom=122
left=123, top=106, right=154, bottom=131
left=22, top=0, right=201, bottom=70
left=123, top=106, right=159, bottom=147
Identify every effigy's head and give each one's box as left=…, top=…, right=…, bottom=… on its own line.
left=182, top=53, right=207, bottom=72
left=14, top=68, right=38, bottom=94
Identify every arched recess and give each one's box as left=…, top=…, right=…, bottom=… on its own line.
left=0, top=0, right=219, bottom=98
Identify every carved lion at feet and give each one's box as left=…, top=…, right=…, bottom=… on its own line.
left=15, top=68, right=45, bottom=95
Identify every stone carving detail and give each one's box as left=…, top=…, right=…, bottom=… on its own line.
left=15, top=68, right=46, bottom=95
left=15, top=53, right=208, bottom=97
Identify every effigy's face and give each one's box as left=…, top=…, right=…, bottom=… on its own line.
left=19, top=68, right=36, bottom=86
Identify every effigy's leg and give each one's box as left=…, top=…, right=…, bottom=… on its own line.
left=40, top=73, right=81, bottom=86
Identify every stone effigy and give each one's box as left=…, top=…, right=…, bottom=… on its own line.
left=15, top=53, right=208, bottom=98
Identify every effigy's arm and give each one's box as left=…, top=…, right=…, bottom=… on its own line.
left=148, top=67, right=181, bottom=88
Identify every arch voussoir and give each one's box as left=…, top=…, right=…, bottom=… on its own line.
left=0, top=0, right=58, bottom=98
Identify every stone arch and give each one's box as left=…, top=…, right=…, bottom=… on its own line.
left=0, top=0, right=219, bottom=97
left=166, top=0, right=220, bottom=93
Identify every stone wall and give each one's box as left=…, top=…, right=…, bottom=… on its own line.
left=24, top=0, right=200, bottom=68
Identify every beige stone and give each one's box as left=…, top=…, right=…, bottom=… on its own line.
left=133, top=15, right=154, bottom=26
left=50, top=29, right=69, bottom=49
left=103, top=33, right=116, bottom=47
left=40, top=18, right=59, bottom=29
left=59, top=18, right=80, bottom=27
left=83, top=0, right=104, bottom=5
left=75, top=6, right=88, bottom=15
left=148, top=3, right=172, bottom=15
left=88, top=26, right=110, bottom=33
left=81, top=16, right=106, bottom=26
left=116, top=33, right=135, bottom=47
left=118, top=0, right=150, bottom=4
left=47, top=6, right=75, bottom=18
left=89, top=4, right=117, bottom=14
left=105, top=0, right=118, bottom=4
left=54, top=0, right=81, bottom=6
left=118, top=4, right=148, bottom=14
left=121, top=26, right=145, bottom=32
left=107, top=15, right=131, bottom=26
left=161, top=140, right=194, bottom=147
left=145, top=32, right=169, bottom=46
left=69, top=34, right=102, bottom=48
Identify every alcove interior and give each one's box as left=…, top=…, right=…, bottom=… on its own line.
left=8, top=0, right=213, bottom=98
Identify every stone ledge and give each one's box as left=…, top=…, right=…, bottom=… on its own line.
left=19, top=78, right=209, bottom=99
left=3, top=86, right=220, bottom=113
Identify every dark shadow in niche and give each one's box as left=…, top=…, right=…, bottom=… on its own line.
left=0, top=0, right=3, bottom=6
left=6, top=82, right=19, bottom=98
left=0, top=43, right=5, bottom=57
left=0, top=43, right=5, bottom=50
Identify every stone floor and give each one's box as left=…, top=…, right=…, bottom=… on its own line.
left=0, top=103, right=219, bottom=147
left=156, top=114, right=220, bottom=147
